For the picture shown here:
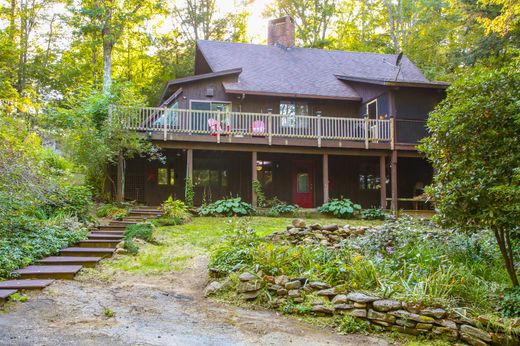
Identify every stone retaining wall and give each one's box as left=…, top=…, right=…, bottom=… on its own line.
left=227, top=273, right=518, bottom=346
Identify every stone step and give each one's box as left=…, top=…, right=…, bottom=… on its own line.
left=87, top=233, right=124, bottom=240
left=0, top=289, right=18, bottom=302
left=61, top=247, right=115, bottom=258
left=13, top=265, right=82, bottom=280
left=36, top=256, right=102, bottom=268
left=78, top=240, right=120, bottom=248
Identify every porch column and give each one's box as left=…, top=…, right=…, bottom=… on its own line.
left=380, top=155, right=387, bottom=209
left=252, top=151, right=258, bottom=207
left=186, top=149, right=193, bottom=179
left=391, top=150, right=398, bottom=214
left=323, top=153, right=329, bottom=203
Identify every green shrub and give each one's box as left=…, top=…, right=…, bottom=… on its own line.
left=96, top=204, right=128, bottom=218
left=209, top=219, right=261, bottom=273
left=46, top=185, right=93, bottom=222
left=198, top=197, right=255, bottom=217
left=123, top=239, right=139, bottom=255
left=318, top=198, right=361, bottom=218
left=124, top=223, right=154, bottom=243
left=361, top=208, right=386, bottom=220
left=499, top=287, right=520, bottom=318
left=268, top=202, right=298, bottom=216
left=161, top=196, right=190, bottom=223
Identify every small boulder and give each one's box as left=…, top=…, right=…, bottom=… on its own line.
left=242, top=290, right=261, bottom=300
left=315, top=287, right=337, bottom=296
left=275, top=275, right=289, bottom=286
left=204, top=281, right=222, bottom=297
left=311, top=305, right=335, bottom=315
left=238, top=281, right=261, bottom=293
left=372, top=299, right=402, bottom=312
left=310, top=223, right=322, bottom=230
left=292, top=219, right=306, bottom=228
left=346, top=292, right=378, bottom=303
left=288, top=289, right=300, bottom=298
left=285, top=280, right=302, bottom=290
left=331, top=294, right=349, bottom=304
left=460, top=325, right=492, bottom=342
left=308, top=281, right=330, bottom=290
left=239, top=272, right=256, bottom=282
left=421, top=307, right=447, bottom=319
left=287, top=228, right=300, bottom=235
left=322, top=224, right=339, bottom=231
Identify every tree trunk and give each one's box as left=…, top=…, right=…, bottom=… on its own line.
left=494, top=228, right=519, bottom=287
left=102, top=39, right=113, bottom=95
left=116, top=152, right=124, bottom=202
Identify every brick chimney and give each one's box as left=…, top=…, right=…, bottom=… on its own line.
left=268, top=16, right=295, bottom=48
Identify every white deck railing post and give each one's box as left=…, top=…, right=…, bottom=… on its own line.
left=317, top=111, right=322, bottom=147
left=217, top=107, right=221, bottom=144
left=364, top=116, right=369, bottom=149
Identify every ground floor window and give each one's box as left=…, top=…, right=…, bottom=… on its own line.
left=157, top=168, right=175, bottom=186
left=359, top=174, right=380, bottom=190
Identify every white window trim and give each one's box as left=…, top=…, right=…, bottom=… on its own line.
left=366, top=99, right=378, bottom=119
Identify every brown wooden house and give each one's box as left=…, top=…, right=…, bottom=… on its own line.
left=114, top=16, right=448, bottom=210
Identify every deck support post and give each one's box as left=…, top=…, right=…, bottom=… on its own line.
left=252, top=151, right=258, bottom=207
left=323, top=153, right=329, bottom=204
left=186, top=149, right=193, bottom=179
left=380, top=155, right=387, bottom=209
left=391, top=150, right=398, bottom=215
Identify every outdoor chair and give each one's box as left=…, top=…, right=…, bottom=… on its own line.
left=252, top=120, right=266, bottom=137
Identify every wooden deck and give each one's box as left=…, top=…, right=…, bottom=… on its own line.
left=115, top=106, right=403, bottom=150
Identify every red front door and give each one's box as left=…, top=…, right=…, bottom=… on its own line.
left=292, top=160, right=315, bottom=208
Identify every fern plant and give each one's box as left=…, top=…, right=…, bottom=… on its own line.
left=185, top=177, right=194, bottom=208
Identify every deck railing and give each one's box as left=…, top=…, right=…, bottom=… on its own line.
left=112, top=106, right=394, bottom=148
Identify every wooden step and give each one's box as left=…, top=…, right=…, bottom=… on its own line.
left=13, top=265, right=82, bottom=280
left=0, top=289, right=18, bottom=302
left=90, top=230, right=125, bottom=236
left=97, top=225, right=127, bottom=230
left=87, top=233, right=124, bottom=240
left=78, top=240, right=120, bottom=248
left=0, top=279, right=54, bottom=290
left=109, top=220, right=137, bottom=226
left=37, top=256, right=102, bottom=268
left=61, top=247, right=115, bottom=258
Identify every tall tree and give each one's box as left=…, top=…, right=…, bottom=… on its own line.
left=69, top=0, right=160, bottom=94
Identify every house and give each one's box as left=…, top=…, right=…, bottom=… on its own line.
left=115, top=16, right=448, bottom=210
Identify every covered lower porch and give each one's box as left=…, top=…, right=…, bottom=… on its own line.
left=116, top=144, right=432, bottom=211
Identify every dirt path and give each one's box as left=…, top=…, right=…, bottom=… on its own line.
left=0, top=255, right=389, bottom=346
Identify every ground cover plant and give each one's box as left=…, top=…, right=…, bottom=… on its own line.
left=208, top=217, right=512, bottom=318
left=96, top=203, right=129, bottom=220
left=158, top=196, right=191, bottom=225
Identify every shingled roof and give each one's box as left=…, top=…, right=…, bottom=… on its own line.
left=196, top=40, right=440, bottom=100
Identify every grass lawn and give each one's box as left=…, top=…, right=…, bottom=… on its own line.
left=103, top=216, right=383, bottom=274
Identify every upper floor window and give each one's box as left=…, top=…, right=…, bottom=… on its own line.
left=366, top=99, right=378, bottom=119
left=191, top=101, right=231, bottom=112
left=280, top=101, right=309, bottom=127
